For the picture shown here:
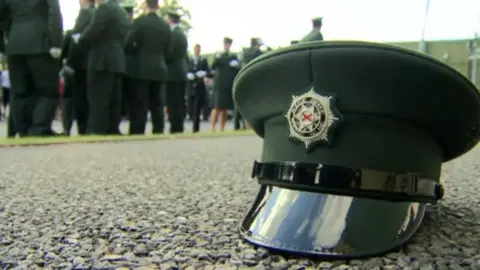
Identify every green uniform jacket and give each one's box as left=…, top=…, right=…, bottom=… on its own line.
left=79, top=0, right=129, bottom=73
left=0, top=29, right=4, bottom=54
left=60, top=30, right=73, bottom=62
left=0, top=21, right=6, bottom=54
left=301, top=29, right=324, bottom=43
left=125, top=12, right=171, bottom=81
left=66, top=6, right=94, bottom=70
left=2, top=0, right=63, bottom=55
left=166, top=25, right=188, bottom=82
left=211, top=51, right=240, bottom=92
left=241, top=47, right=263, bottom=67
left=0, top=1, right=7, bottom=54
left=186, top=55, right=209, bottom=95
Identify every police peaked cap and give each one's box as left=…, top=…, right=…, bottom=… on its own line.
left=233, top=41, right=480, bottom=258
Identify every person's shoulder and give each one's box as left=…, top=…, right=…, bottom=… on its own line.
left=133, top=14, right=148, bottom=23
left=149, top=14, right=170, bottom=27
left=172, top=27, right=186, bottom=38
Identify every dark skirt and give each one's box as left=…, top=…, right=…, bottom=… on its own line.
left=212, top=87, right=233, bottom=110
left=2, top=87, right=10, bottom=107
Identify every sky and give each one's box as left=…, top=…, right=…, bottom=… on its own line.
left=60, top=0, right=480, bottom=53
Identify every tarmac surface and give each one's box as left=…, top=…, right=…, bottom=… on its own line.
left=0, top=135, right=479, bottom=269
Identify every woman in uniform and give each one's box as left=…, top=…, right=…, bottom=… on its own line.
left=210, top=37, right=240, bottom=132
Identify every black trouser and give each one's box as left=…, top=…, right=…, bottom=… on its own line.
left=202, top=91, right=211, bottom=121
left=191, top=84, right=206, bottom=132
left=2, top=87, right=9, bottom=108
left=61, top=73, right=74, bottom=134
left=122, top=76, right=130, bottom=119
left=62, top=70, right=88, bottom=135
left=187, top=94, right=195, bottom=120
left=234, top=108, right=244, bottom=130
left=165, top=81, right=186, bottom=134
left=73, top=70, right=89, bottom=135
left=86, top=71, right=122, bottom=135
left=7, top=93, right=16, bottom=138
left=7, top=54, right=59, bottom=136
left=128, top=78, right=164, bottom=135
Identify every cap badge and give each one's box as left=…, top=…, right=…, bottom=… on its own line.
left=285, top=88, right=341, bottom=150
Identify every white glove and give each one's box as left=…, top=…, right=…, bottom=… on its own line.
left=195, top=70, right=207, bottom=78
left=229, top=60, right=239, bottom=67
left=49, top=48, right=62, bottom=59
left=187, top=72, right=195, bottom=80
left=71, top=33, right=81, bottom=43
left=63, top=65, right=75, bottom=74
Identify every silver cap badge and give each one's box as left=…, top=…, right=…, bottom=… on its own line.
left=285, top=88, right=341, bottom=150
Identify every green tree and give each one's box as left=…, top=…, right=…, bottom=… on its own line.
left=134, top=0, right=192, bottom=32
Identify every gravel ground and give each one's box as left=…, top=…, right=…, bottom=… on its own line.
left=0, top=136, right=479, bottom=270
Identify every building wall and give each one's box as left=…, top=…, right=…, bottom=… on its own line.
left=204, top=39, right=479, bottom=84
left=390, top=40, right=471, bottom=76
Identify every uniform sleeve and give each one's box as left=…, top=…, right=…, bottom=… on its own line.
left=163, top=28, right=172, bottom=59
left=232, top=54, right=241, bottom=70
left=203, top=59, right=210, bottom=73
left=211, top=53, right=220, bottom=69
left=0, top=28, right=5, bottom=54
left=124, top=17, right=142, bottom=52
left=165, top=30, right=176, bottom=64
left=80, top=5, right=112, bottom=45
left=60, top=32, right=72, bottom=60
left=0, top=2, right=8, bottom=54
left=46, top=0, right=64, bottom=48
left=72, top=9, right=90, bottom=33
left=209, top=53, right=221, bottom=77
left=186, top=57, right=193, bottom=73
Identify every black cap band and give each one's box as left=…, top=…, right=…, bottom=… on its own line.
left=251, top=161, right=444, bottom=204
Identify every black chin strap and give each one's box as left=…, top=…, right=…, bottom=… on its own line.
left=251, top=161, right=444, bottom=204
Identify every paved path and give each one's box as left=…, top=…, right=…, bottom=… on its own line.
left=0, top=137, right=479, bottom=269
left=0, top=119, right=235, bottom=138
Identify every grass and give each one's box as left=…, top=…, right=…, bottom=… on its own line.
left=0, top=130, right=256, bottom=147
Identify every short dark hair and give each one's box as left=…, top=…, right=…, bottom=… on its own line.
left=167, top=13, right=180, bottom=23
left=146, top=0, right=158, bottom=9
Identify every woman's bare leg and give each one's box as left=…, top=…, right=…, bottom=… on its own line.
left=219, top=109, right=228, bottom=132
left=244, top=120, right=251, bottom=129
left=210, top=109, right=218, bottom=132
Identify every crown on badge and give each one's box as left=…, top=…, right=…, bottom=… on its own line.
left=285, top=88, right=340, bottom=150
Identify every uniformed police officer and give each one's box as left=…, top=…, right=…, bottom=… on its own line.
left=1, top=0, right=63, bottom=137
left=121, top=4, right=134, bottom=121
left=125, top=0, right=170, bottom=135
left=186, top=44, right=210, bottom=133
left=165, top=10, right=188, bottom=134
left=301, top=17, right=324, bottom=43
left=73, top=0, right=130, bottom=135
left=0, top=3, right=15, bottom=137
left=234, top=37, right=263, bottom=131
left=210, top=37, right=240, bottom=132
left=62, top=0, right=95, bottom=135
left=59, top=30, right=75, bottom=134
left=233, top=41, right=480, bottom=258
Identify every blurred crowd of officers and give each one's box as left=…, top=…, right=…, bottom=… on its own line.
left=0, top=0, right=324, bottom=137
